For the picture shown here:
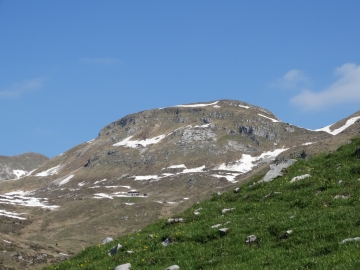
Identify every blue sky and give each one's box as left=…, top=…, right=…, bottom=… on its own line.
left=1, top=1, right=360, bottom=158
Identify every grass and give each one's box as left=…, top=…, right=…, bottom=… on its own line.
left=43, top=137, right=360, bottom=270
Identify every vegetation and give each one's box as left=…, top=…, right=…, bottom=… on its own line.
left=44, top=137, right=360, bottom=269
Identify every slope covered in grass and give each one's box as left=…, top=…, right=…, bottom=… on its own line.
left=44, top=137, right=360, bottom=270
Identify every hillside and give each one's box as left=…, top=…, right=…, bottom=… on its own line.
left=0, top=100, right=359, bottom=269
left=0, top=153, right=49, bottom=181
left=42, top=136, right=360, bottom=269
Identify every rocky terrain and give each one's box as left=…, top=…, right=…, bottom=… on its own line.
left=0, top=153, right=48, bottom=181
left=0, top=99, right=359, bottom=269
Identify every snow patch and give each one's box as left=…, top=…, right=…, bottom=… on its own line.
left=211, top=173, right=240, bottom=183
left=167, top=164, right=187, bottom=169
left=217, top=148, right=288, bottom=173
left=0, top=191, right=59, bottom=209
left=78, top=181, right=86, bottom=187
left=258, top=114, right=280, bottom=123
left=87, top=139, right=95, bottom=144
left=135, top=175, right=159, bottom=181
left=315, top=116, right=360, bottom=135
left=302, top=142, right=314, bottom=146
left=13, top=170, right=27, bottom=179
left=35, top=165, right=63, bottom=177
left=239, top=104, right=250, bottom=109
left=0, top=209, right=27, bottom=220
left=113, top=134, right=166, bottom=148
left=58, top=175, right=74, bottom=186
left=173, top=101, right=219, bottom=108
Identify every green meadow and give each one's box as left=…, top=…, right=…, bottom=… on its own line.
left=44, top=137, right=360, bottom=270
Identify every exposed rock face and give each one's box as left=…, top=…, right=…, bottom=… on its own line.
left=0, top=152, right=49, bottom=180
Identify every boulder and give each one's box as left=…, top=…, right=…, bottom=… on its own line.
left=260, top=159, right=297, bottom=183
left=221, top=208, right=235, bottom=214
left=355, top=148, right=360, bottom=155
left=114, top=263, right=131, bottom=270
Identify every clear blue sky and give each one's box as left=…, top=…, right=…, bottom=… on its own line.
left=1, top=1, right=360, bottom=158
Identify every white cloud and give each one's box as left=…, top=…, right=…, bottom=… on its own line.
left=291, top=63, right=360, bottom=111
left=81, top=57, right=120, bottom=65
left=272, top=69, right=309, bottom=89
left=0, top=77, right=45, bottom=99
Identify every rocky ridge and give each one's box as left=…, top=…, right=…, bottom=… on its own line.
left=0, top=100, right=359, bottom=269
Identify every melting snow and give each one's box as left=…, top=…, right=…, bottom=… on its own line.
left=0, top=191, right=59, bottom=209
left=213, top=105, right=220, bottom=108
left=258, top=114, right=280, bottom=123
left=35, top=165, right=63, bottom=177
left=167, top=164, right=187, bottom=169
left=78, top=181, right=86, bottom=187
left=0, top=209, right=27, bottom=220
left=58, top=175, right=74, bottom=186
left=94, top=179, right=107, bottom=185
left=135, top=175, right=158, bottom=180
left=93, top=193, right=113, bottom=199
left=302, top=142, right=314, bottom=146
left=182, top=165, right=206, bottom=173
left=211, top=173, right=240, bottom=183
left=217, top=148, right=288, bottom=173
left=125, top=203, right=135, bottom=205
left=87, top=139, right=95, bottom=144
left=13, top=170, right=27, bottom=179
left=2, top=239, right=11, bottom=244
left=113, top=134, right=166, bottom=148
left=315, top=116, right=360, bottom=135
left=239, top=105, right=250, bottom=109
left=173, top=101, right=219, bottom=108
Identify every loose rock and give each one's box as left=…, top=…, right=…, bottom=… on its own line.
left=221, top=208, right=235, bottom=214
left=219, top=228, right=230, bottom=236
left=108, top=243, right=122, bottom=256
left=103, top=237, right=114, bottom=244
left=165, top=265, right=180, bottom=270
left=114, top=263, right=131, bottom=270
left=290, top=174, right=311, bottom=183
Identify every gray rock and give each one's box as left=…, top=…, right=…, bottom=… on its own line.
left=245, top=235, right=258, bottom=246
left=162, top=238, right=172, bottom=247
left=221, top=208, right=235, bottom=214
left=108, top=243, right=122, bottom=256
left=234, top=187, right=240, bottom=193
left=165, top=265, right=180, bottom=270
left=219, top=228, right=230, bottom=236
left=114, top=263, right=131, bottom=270
left=339, top=237, right=360, bottom=244
left=260, top=159, right=297, bottom=183
left=103, top=237, right=114, bottom=244
left=290, top=174, right=311, bottom=183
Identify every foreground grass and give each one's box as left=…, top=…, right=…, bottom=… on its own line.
left=44, top=137, right=360, bottom=269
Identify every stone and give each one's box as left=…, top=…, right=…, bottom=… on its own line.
left=219, top=228, right=230, bottom=236
left=290, top=174, right=311, bottom=183
left=339, top=237, right=360, bottom=244
left=260, top=159, right=297, bottom=183
left=334, top=195, right=350, bottom=199
left=280, top=230, right=293, bottom=239
left=165, top=265, right=180, bottom=270
left=114, top=263, right=131, bottom=270
left=221, top=208, right=235, bottom=214
left=102, top=237, right=114, bottom=244
left=245, top=235, right=258, bottom=246
left=234, top=187, right=240, bottom=193
left=108, top=243, right=122, bottom=256
left=211, top=224, right=222, bottom=228
left=162, top=238, right=172, bottom=247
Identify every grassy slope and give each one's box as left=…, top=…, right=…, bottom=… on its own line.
left=43, top=137, right=360, bottom=270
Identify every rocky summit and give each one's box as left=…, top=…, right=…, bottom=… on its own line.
left=0, top=99, right=359, bottom=269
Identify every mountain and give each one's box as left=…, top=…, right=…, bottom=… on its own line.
left=43, top=137, right=360, bottom=270
left=0, top=152, right=49, bottom=181
left=0, top=100, right=359, bottom=269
